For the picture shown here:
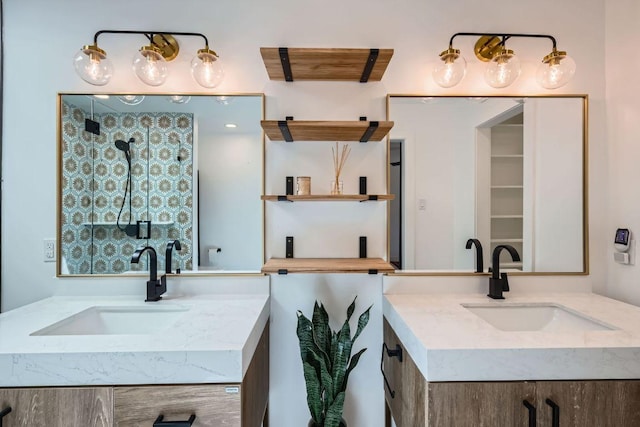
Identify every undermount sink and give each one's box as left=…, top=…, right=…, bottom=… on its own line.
left=30, top=305, right=189, bottom=336
left=462, top=303, right=617, bottom=332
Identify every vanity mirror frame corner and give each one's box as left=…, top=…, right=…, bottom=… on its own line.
left=385, top=93, right=589, bottom=276
left=56, top=92, right=266, bottom=278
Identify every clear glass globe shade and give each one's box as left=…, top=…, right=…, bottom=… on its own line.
left=484, top=54, right=521, bottom=88
left=536, top=55, right=576, bottom=89
left=73, top=48, right=113, bottom=86
left=118, top=95, right=145, bottom=106
left=432, top=55, right=467, bottom=88
left=132, top=49, right=168, bottom=86
left=191, top=55, right=224, bottom=88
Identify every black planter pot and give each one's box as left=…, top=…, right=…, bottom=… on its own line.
left=308, top=418, right=347, bottom=427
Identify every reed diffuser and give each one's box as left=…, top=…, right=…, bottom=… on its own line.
left=332, top=142, right=351, bottom=195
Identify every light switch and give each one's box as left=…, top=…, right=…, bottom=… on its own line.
left=418, top=199, right=426, bottom=211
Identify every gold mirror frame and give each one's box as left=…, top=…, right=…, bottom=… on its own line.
left=56, top=92, right=266, bottom=278
left=385, top=94, right=589, bottom=276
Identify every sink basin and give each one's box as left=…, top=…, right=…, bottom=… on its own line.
left=462, top=303, right=616, bottom=332
left=30, top=305, right=189, bottom=336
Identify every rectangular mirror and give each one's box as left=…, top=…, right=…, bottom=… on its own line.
left=387, top=95, right=587, bottom=274
left=58, top=93, right=264, bottom=275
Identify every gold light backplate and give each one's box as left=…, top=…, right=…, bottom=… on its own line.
left=152, top=34, right=179, bottom=61
left=474, top=35, right=504, bottom=62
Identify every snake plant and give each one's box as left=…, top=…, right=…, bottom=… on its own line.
left=296, top=297, right=371, bottom=427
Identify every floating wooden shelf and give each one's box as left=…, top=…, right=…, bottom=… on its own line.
left=261, top=194, right=394, bottom=202
left=260, top=47, right=394, bottom=82
left=82, top=221, right=174, bottom=227
left=262, top=258, right=395, bottom=274
left=261, top=120, right=394, bottom=142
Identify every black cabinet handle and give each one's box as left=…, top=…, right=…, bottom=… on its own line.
left=380, top=342, right=403, bottom=399
left=0, top=407, right=12, bottom=427
left=523, top=400, right=536, bottom=427
left=153, top=414, right=196, bottom=427
left=546, top=398, right=560, bottom=427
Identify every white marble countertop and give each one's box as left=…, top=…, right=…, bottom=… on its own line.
left=384, top=292, right=640, bottom=382
left=0, top=294, right=269, bottom=387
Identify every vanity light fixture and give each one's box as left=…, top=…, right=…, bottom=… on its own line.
left=224, top=123, right=237, bottom=128
left=433, top=32, right=576, bottom=89
left=73, top=30, right=224, bottom=88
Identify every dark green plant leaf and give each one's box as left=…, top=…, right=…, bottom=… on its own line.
left=346, top=297, right=356, bottom=322
left=297, top=310, right=315, bottom=362
left=312, top=302, right=332, bottom=370
left=325, top=391, right=346, bottom=427
left=343, top=347, right=367, bottom=391
left=352, top=305, right=372, bottom=344
left=303, top=361, right=323, bottom=423
left=331, top=319, right=353, bottom=397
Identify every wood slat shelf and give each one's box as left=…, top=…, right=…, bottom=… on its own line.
left=260, top=47, right=394, bottom=82
left=262, top=258, right=395, bottom=274
left=261, top=120, right=394, bottom=142
left=261, top=194, right=394, bottom=202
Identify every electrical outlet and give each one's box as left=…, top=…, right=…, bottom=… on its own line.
left=43, top=239, right=56, bottom=262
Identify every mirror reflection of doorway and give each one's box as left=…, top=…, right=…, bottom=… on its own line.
left=390, top=140, right=402, bottom=269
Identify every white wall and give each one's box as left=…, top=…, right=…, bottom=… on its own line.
left=198, top=132, right=262, bottom=270
left=2, top=0, right=607, bottom=426
left=605, top=0, right=640, bottom=304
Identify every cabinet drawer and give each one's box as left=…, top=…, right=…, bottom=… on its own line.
left=383, top=319, right=427, bottom=427
left=114, top=384, right=241, bottom=427
left=0, top=387, right=112, bottom=427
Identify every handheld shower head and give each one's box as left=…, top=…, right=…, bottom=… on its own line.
left=115, top=138, right=134, bottom=162
left=114, top=139, right=130, bottom=153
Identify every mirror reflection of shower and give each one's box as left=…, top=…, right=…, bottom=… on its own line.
left=115, top=137, right=137, bottom=236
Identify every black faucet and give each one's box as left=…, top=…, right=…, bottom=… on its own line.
left=131, top=246, right=166, bottom=302
left=165, top=240, right=182, bottom=274
left=488, top=244, right=521, bottom=299
left=465, top=238, right=484, bottom=273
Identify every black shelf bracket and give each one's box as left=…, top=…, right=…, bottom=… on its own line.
left=278, top=119, right=294, bottom=142
left=277, top=195, right=293, bottom=202
left=360, top=48, right=379, bottom=83
left=279, top=47, right=294, bottom=82
left=359, top=195, right=379, bottom=202
left=278, top=269, right=288, bottom=275
left=368, top=269, right=378, bottom=274
left=359, top=236, right=367, bottom=258
left=360, top=121, right=379, bottom=142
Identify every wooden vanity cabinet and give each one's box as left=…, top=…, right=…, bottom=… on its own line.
left=0, top=323, right=269, bottom=427
left=0, top=387, right=113, bottom=426
left=383, top=319, right=640, bottom=427
left=114, top=322, right=269, bottom=427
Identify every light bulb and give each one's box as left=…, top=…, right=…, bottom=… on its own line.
left=537, top=49, right=576, bottom=89
left=433, top=48, right=466, bottom=88
left=132, top=45, right=168, bottom=86
left=484, top=48, right=520, bottom=88
left=191, top=47, right=224, bottom=88
left=73, top=44, right=113, bottom=86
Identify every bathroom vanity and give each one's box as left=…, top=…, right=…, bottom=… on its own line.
left=382, top=293, right=640, bottom=427
left=0, top=294, right=270, bottom=426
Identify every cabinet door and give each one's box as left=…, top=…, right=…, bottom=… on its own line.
left=428, top=382, right=535, bottom=427
left=383, top=319, right=427, bottom=427
left=537, top=380, right=640, bottom=427
left=0, top=387, right=113, bottom=426
left=114, top=384, right=241, bottom=427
